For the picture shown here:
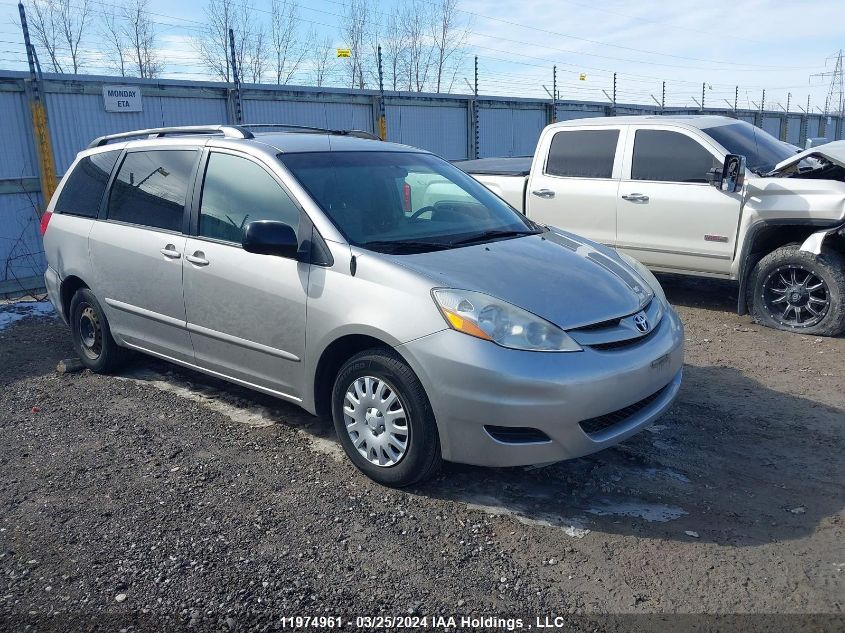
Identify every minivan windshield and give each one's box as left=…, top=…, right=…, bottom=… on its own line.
left=701, top=121, right=798, bottom=174
left=278, top=151, right=539, bottom=253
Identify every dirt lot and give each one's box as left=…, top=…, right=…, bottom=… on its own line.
left=0, top=275, right=843, bottom=632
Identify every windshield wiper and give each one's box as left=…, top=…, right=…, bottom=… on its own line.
left=361, top=239, right=452, bottom=253
left=450, top=228, right=539, bottom=246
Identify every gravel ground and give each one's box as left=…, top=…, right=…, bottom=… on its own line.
left=0, top=275, right=843, bottom=632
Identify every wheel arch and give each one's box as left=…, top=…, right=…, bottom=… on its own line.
left=59, top=275, right=90, bottom=322
left=312, top=333, right=402, bottom=420
left=736, top=220, right=843, bottom=314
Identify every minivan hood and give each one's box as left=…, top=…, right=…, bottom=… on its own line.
left=772, top=140, right=845, bottom=173
left=386, top=229, right=653, bottom=330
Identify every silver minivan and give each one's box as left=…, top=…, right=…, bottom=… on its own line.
left=42, top=125, right=684, bottom=486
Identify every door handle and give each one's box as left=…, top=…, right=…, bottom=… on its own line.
left=531, top=189, right=555, bottom=199
left=160, top=245, right=181, bottom=259
left=186, top=251, right=209, bottom=266
left=621, top=193, right=650, bottom=203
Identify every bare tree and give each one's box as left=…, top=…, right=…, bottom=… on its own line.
left=309, top=31, right=333, bottom=87
left=27, top=0, right=64, bottom=72
left=270, top=0, right=305, bottom=85
left=197, top=0, right=237, bottom=81
left=401, top=0, right=433, bottom=92
left=340, top=0, right=369, bottom=89
left=245, top=23, right=268, bottom=83
left=25, top=0, right=91, bottom=74
left=125, top=0, right=161, bottom=78
left=379, top=5, right=406, bottom=91
left=100, top=6, right=127, bottom=77
left=430, top=0, right=467, bottom=93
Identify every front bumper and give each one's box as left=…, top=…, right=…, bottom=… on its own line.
left=398, top=306, right=684, bottom=467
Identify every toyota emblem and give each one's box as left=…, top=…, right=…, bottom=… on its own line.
left=634, top=312, right=649, bottom=333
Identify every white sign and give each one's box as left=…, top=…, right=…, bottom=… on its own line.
left=103, top=85, right=142, bottom=112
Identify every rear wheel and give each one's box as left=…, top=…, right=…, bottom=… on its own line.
left=69, top=288, right=128, bottom=372
left=747, top=245, right=845, bottom=336
left=331, top=348, right=441, bottom=487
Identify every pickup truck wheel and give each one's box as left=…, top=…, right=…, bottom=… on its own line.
left=331, top=348, right=442, bottom=487
left=747, top=245, right=845, bottom=337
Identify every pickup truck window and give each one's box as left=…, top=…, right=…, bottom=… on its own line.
left=279, top=151, right=537, bottom=253
left=546, top=129, right=619, bottom=179
left=701, top=121, right=796, bottom=173
left=631, top=130, right=717, bottom=183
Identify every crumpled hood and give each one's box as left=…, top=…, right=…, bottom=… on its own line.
left=386, top=228, right=653, bottom=330
left=772, top=140, right=845, bottom=173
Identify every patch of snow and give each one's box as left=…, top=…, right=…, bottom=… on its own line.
left=464, top=495, right=591, bottom=537
left=586, top=500, right=687, bottom=523
left=117, top=368, right=346, bottom=461
left=0, top=301, right=55, bottom=331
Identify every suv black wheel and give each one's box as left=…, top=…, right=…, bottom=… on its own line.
left=747, top=245, right=845, bottom=336
left=69, top=288, right=128, bottom=372
left=331, top=348, right=441, bottom=487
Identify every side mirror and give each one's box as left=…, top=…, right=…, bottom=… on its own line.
left=719, top=154, right=746, bottom=193
left=242, top=220, right=299, bottom=259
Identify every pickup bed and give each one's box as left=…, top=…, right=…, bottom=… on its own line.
left=454, top=115, right=845, bottom=336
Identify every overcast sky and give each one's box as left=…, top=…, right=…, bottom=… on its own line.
left=0, top=0, right=841, bottom=111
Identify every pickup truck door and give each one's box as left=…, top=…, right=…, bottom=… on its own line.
left=617, top=127, right=742, bottom=275
left=525, top=125, right=625, bottom=247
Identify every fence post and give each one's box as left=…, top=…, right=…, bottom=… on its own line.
left=18, top=1, right=56, bottom=211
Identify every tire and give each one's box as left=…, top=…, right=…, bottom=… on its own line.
left=331, top=348, right=441, bottom=487
left=69, top=288, right=128, bottom=372
left=747, top=244, right=845, bottom=337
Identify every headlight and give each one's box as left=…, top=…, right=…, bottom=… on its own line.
left=432, top=289, right=582, bottom=352
left=618, top=253, right=667, bottom=306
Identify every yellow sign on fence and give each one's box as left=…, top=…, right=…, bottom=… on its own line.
left=337, top=48, right=351, bottom=58
left=579, top=73, right=587, bottom=81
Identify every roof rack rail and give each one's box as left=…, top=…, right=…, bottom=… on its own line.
left=87, top=125, right=255, bottom=148
left=240, top=123, right=381, bottom=141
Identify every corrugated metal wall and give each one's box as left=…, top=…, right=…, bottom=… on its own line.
left=1, top=69, right=843, bottom=292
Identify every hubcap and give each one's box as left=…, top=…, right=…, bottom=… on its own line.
left=78, top=305, right=102, bottom=360
left=762, top=265, right=830, bottom=329
left=343, top=376, right=409, bottom=467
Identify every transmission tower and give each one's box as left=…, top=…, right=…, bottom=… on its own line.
left=812, top=50, right=844, bottom=115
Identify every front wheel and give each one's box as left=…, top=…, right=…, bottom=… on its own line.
left=331, top=348, right=441, bottom=487
left=747, top=245, right=845, bottom=336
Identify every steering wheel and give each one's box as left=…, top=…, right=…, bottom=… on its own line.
left=409, top=206, right=437, bottom=222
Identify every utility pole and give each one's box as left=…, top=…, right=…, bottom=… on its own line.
left=228, top=28, right=243, bottom=124
left=701, top=82, right=705, bottom=111
left=661, top=81, right=665, bottom=113
left=811, top=49, right=843, bottom=116
left=786, top=92, right=791, bottom=113
left=734, top=86, right=739, bottom=112
left=376, top=45, right=386, bottom=140
left=761, top=89, right=766, bottom=113
left=18, top=1, right=56, bottom=209
left=551, top=65, right=557, bottom=123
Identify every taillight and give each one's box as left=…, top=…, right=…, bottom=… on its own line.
left=402, top=183, right=412, bottom=213
left=39, top=211, right=52, bottom=236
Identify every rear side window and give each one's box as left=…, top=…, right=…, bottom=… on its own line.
left=54, top=150, right=120, bottom=218
left=546, top=129, right=619, bottom=178
left=631, top=130, right=718, bottom=183
left=198, top=153, right=300, bottom=243
left=107, top=150, right=197, bottom=232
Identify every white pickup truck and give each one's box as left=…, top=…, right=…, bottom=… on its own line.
left=454, top=115, right=845, bottom=336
